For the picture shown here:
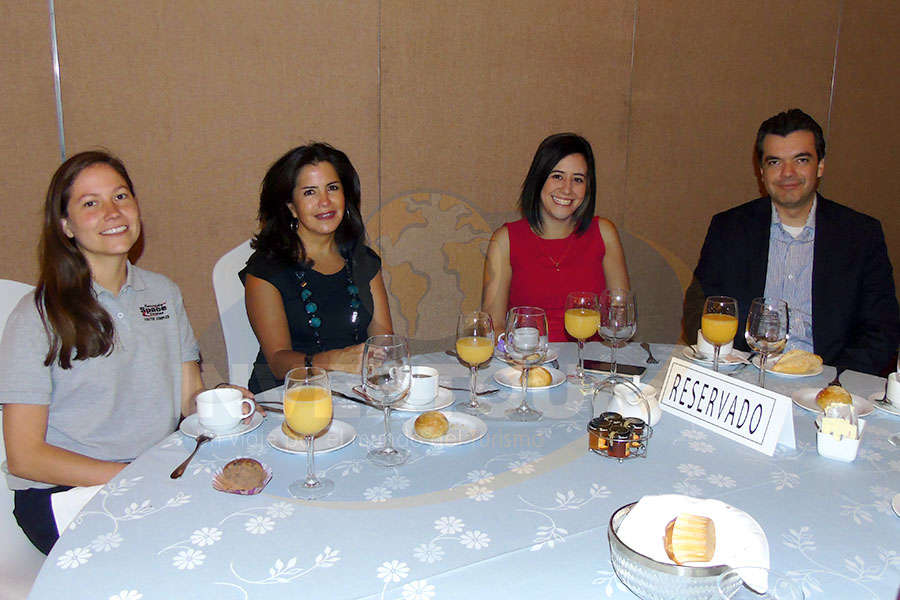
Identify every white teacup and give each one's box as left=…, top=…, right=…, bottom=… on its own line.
left=887, top=372, right=900, bottom=408
left=196, top=387, right=255, bottom=433
left=696, top=328, right=733, bottom=359
left=408, top=366, right=439, bottom=406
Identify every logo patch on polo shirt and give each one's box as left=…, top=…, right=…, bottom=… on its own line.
left=140, top=302, right=170, bottom=321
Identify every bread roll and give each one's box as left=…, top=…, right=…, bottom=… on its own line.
left=414, top=411, right=449, bottom=439
left=664, top=513, right=716, bottom=564
left=771, top=349, right=823, bottom=374
left=520, top=366, right=552, bottom=387
left=815, top=385, right=852, bottom=411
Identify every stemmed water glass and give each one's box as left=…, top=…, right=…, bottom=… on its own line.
left=565, top=291, right=600, bottom=389
left=505, top=306, right=549, bottom=421
left=455, top=311, right=495, bottom=415
left=283, top=367, right=334, bottom=499
left=597, top=289, right=637, bottom=379
left=745, top=297, right=789, bottom=389
left=702, top=296, right=738, bottom=372
left=362, top=334, right=411, bottom=466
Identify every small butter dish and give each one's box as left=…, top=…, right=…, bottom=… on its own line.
left=212, top=457, right=272, bottom=495
left=816, top=417, right=866, bottom=462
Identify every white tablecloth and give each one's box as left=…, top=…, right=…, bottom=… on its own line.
left=28, top=344, right=900, bottom=599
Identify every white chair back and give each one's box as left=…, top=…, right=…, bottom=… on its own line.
left=212, top=240, right=258, bottom=386
left=0, top=279, right=45, bottom=599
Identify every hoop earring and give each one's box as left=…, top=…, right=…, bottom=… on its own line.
left=290, top=217, right=299, bottom=232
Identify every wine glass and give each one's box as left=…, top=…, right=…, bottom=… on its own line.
left=362, top=334, right=411, bottom=467
left=505, top=306, right=548, bottom=421
left=283, top=367, right=334, bottom=499
left=455, top=311, right=495, bottom=414
left=717, top=567, right=805, bottom=599
left=597, top=289, right=637, bottom=378
left=745, top=297, right=789, bottom=388
left=702, top=296, right=738, bottom=372
left=565, top=291, right=600, bottom=389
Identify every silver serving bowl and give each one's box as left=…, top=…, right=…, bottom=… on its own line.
left=608, top=502, right=727, bottom=600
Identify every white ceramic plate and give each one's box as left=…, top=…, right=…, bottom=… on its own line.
left=792, top=387, right=873, bottom=417
left=892, top=493, right=900, bottom=518
left=180, top=412, right=265, bottom=439
left=868, top=392, right=900, bottom=416
left=680, top=346, right=749, bottom=370
left=266, top=419, right=357, bottom=454
left=393, top=387, right=454, bottom=412
left=751, top=355, right=823, bottom=378
left=493, top=366, right=566, bottom=390
left=401, top=411, right=487, bottom=446
left=494, top=347, right=559, bottom=366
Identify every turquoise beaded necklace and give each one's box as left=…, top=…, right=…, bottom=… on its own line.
left=295, top=258, right=362, bottom=351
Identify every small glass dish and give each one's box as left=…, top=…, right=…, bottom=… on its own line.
left=212, top=458, right=272, bottom=495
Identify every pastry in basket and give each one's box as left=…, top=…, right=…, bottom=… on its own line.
left=414, top=411, right=449, bottom=439
left=216, top=458, right=268, bottom=492
left=663, top=513, right=717, bottom=565
left=770, top=349, right=822, bottom=374
left=519, top=366, right=552, bottom=387
left=815, top=384, right=852, bottom=411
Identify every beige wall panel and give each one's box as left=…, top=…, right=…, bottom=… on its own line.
left=825, top=1, right=900, bottom=296
left=0, top=4, right=62, bottom=285
left=379, top=0, right=634, bottom=349
left=625, top=2, right=841, bottom=340
left=54, top=1, right=379, bottom=381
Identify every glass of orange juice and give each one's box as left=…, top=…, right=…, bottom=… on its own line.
left=284, top=366, right=334, bottom=499
left=701, top=296, right=739, bottom=372
left=455, top=311, right=495, bottom=414
left=565, top=291, right=600, bottom=389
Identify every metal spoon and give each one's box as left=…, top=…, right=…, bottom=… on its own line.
left=170, top=433, right=214, bottom=479
left=439, top=385, right=499, bottom=395
left=640, top=342, right=659, bottom=364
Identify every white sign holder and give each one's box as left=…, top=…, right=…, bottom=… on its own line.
left=659, top=357, right=795, bottom=456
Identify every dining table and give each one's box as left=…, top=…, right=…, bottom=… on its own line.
left=26, top=343, right=900, bottom=599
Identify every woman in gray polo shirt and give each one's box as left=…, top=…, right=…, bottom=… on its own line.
left=0, top=151, right=211, bottom=554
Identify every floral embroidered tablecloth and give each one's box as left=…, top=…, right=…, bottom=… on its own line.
left=29, top=344, right=900, bottom=599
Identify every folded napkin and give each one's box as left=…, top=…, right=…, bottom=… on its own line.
left=616, top=494, right=769, bottom=587
left=52, top=484, right=103, bottom=534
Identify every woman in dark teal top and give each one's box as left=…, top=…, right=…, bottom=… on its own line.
left=241, top=143, right=394, bottom=393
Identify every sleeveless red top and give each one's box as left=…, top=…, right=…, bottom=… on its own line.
left=507, top=217, right=607, bottom=341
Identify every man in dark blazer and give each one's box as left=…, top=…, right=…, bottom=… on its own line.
left=684, top=109, right=899, bottom=375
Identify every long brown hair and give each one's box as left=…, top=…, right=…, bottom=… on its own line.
left=35, top=150, right=136, bottom=368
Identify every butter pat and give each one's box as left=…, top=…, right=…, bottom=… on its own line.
left=821, top=417, right=858, bottom=441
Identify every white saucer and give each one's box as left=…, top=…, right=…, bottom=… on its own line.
left=401, top=411, right=487, bottom=446
left=266, top=419, right=357, bottom=454
left=493, top=366, right=566, bottom=390
left=680, top=346, right=749, bottom=370
left=495, top=348, right=559, bottom=366
left=892, top=493, right=900, bottom=518
left=868, top=392, right=900, bottom=416
left=180, top=412, right=265, bottom=439
left=752, top=355, right=823, bottom=378
left=792, top=387, right=873, bottom=417
left=393, top=387, right=454, bottom=412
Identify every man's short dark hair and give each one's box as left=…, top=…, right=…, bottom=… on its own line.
left=755, top=108, right=826, bottom=162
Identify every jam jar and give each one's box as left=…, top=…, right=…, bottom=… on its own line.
left=607, top=424, right=633, bottom=459
left=588, top=418, right=614, bottom=452
left=622, top=417, right=646, bottom=447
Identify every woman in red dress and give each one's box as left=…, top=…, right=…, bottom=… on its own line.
left=481, top=133, right=630, bottom=341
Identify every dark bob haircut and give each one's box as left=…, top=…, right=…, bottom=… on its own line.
left=755, top=108, right=826, bottom=162
left=252, top=142, right=364, bottom=265
left=518, top=133, right=596, bottom=235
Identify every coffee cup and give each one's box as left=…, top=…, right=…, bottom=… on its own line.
left=407, top=366, right=439, bottom=406
left=696, top=329, right=733, bottom=359
left=887, top=372, right=900, bottom=408
left=196, top=387, right=255, bottom=433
